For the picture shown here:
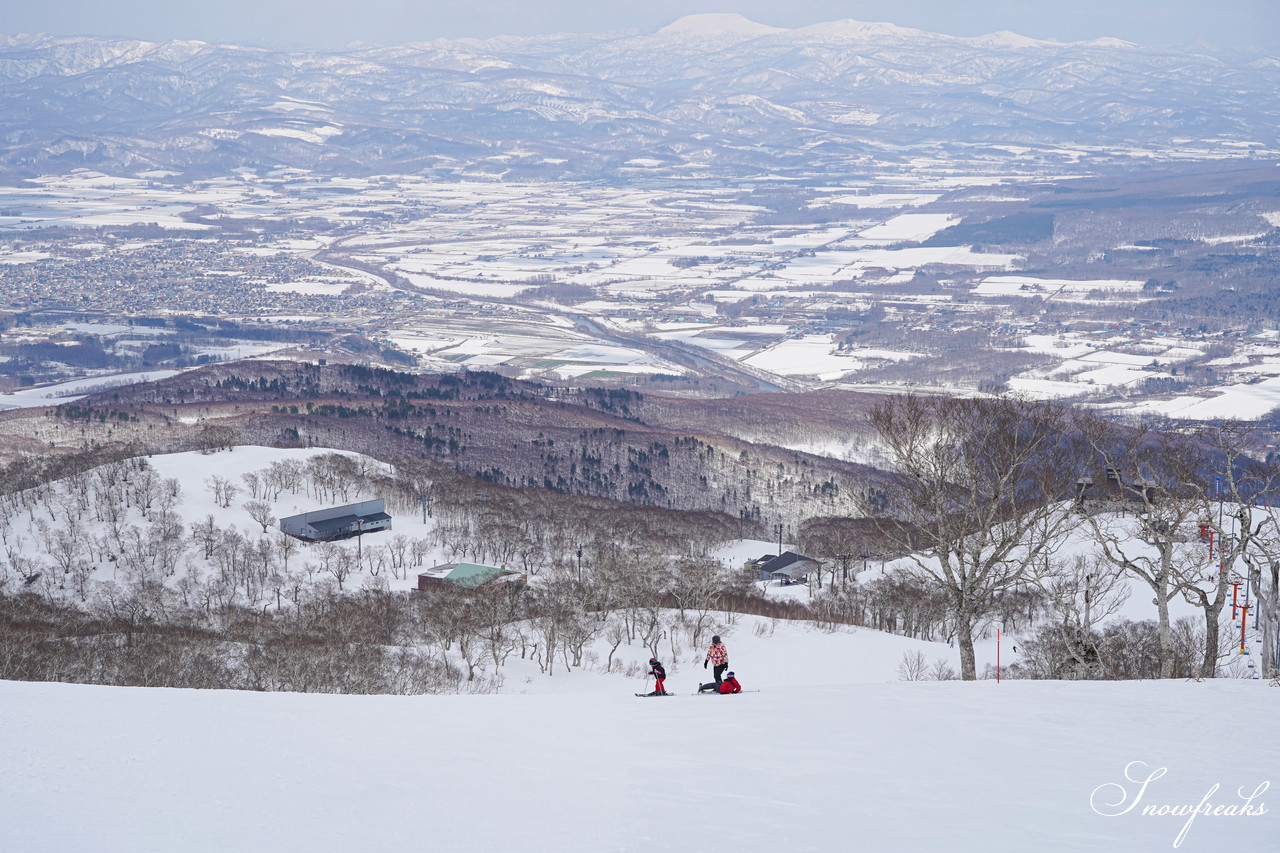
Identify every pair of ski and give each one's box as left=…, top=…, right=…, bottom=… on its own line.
left=634, top=690, right=759, bottom=697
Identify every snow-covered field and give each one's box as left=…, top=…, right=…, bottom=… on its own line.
left=857, top=212, right=957, bottom=241
left=0, top=370, right=182, bottom=410
left=12, top=168, right=1280, bottom=415
left=7, top=166, right=1280, bottom=420
left=1130, top=376, right=1280, bottom=421
left=743, top=334, right=860, bottom=379
left=973, top=276, right=1148, bottom=300
left=1, top=663, right=1272, bottom=852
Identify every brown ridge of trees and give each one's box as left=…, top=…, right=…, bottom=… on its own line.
left=0, top=362, right=879, bottom=526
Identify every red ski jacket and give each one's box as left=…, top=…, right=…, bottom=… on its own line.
left=719, top=677, right=741, bottom=694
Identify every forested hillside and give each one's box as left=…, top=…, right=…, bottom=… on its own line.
left=0, top=361, right=884, bottom=528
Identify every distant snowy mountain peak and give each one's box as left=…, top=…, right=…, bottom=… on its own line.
left=655, top=13, right=788, bottom=39
left=792, top=18, right=930, bottom=42
left=970, top=30, right=1056, bottom=50
left=1082, top=36, right=1140, bottom=50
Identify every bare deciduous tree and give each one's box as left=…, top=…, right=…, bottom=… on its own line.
left=206, top=476, right=239, bottom=509
left=1244, top=512, right=1280, bottom=678
left=1175, top=424, right=1279, bottom=678
left=1081, top=423, right=1203, bottom=679
left=897, top=649, right=928, bottom=681
left=242, top=500, right=276, bottom=534
left=240, top=471, right=262, bottom=500
left=869, top=394, right=1086, bottom=680
left=1030, top=554, right=1130, bottom=678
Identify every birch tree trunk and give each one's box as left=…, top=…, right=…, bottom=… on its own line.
left=954, top=601, right=978, bottom=681
left=1155, top=583, right=1175, bottom=679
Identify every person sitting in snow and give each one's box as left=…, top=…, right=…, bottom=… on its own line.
left=647, top=658, right=668, bottom=695
left=699, top=671, right=742, bottom=694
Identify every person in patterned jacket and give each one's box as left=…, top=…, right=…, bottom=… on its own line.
left=704, top=635, right=729, bottom=685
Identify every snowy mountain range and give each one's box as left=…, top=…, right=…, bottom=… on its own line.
left=1, top=13, right=1276, bottom=179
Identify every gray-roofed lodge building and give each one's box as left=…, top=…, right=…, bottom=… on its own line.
left=279, top=499, right=392, bottom=542
left=752, top=551, right=818, bottom=584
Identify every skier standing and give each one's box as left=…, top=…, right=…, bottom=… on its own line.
left=704, top=635, right=729, bottom=685
left=647, top=658, right=668, bottom=696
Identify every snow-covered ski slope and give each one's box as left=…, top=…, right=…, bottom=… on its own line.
left=2, top=655, right=1274, bottom=852
left=0, top=446, right=1275, bottom=851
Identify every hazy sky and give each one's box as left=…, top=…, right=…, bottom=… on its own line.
left=6, top=0, right=1279, bottom=54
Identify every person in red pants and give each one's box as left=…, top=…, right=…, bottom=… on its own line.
left=647, top=658, right=668, bottom=695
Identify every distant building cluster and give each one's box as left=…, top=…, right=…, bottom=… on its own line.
left=0, top=240, right=408, bottom=317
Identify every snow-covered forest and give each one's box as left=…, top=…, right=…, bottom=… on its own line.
left=0, top=445, right=758, bottom=693
left=1, top=397, right=1276, bottom=695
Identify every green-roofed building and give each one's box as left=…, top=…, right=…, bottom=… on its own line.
left=416, top=562, right=525, bottom=591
